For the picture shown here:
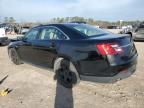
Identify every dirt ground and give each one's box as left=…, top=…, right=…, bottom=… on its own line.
left=0, top=41, right=144, bottom=108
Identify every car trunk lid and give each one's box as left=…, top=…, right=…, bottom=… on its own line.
left=93, top=34, right=137, bottom=66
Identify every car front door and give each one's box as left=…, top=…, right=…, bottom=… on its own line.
left=31, top=26, right=68, bottom=67
left=17, top=28, right=40, bottom=63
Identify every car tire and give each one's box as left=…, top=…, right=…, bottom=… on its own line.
left=9, top=48, right=22, bottom=65
left=54, top=58, right=80, bottom=88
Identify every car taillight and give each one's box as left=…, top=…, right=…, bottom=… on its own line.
left=96, top=43, right=123, bottom=56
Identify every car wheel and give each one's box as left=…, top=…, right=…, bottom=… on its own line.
left=54, top=58, right=80, bottom=88
left=9, top=48, right=22, bottom=65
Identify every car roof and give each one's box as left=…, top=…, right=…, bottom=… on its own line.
left=34, top=23, right=83, bottom=28
left=33, top=23, right=86, bottom=40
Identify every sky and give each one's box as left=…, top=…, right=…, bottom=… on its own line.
left=0, top=0, right=144, bottom=22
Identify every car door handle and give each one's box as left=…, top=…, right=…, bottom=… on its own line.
left=50, top=42, right=56, bottom=48
left=25, top=42, right=32, bottom=46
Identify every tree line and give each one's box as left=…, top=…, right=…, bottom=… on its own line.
left=50, top=17, right=141, bottom=26
left=4, top=17, right=16, bottom=24
left=2, top=16, right=142, bottom=28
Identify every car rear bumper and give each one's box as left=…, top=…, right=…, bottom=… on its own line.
left=79, top=55, right=137, bottom=83
left=0, top=37, right=9, bottom=45
left=80, top=64, right=136, bottom=83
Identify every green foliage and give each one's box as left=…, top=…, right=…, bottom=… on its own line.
left=50, top=16, right=141, bottom=27
left=4, top=17, right=16, bottom=24
left=4, top=17, right=9, bottom=23
left=2, top=16, right=143, bottom=28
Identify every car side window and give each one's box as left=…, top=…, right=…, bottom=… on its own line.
left=25, top=29, right=39, bottom=40
left=39, top=27, right=68, bottom=40
left=39, top=28, right=55, bottom=40
left=53, top=29, right=68, bottom=40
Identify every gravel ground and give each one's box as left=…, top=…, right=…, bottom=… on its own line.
left=0, top=41, right=144, bottom=108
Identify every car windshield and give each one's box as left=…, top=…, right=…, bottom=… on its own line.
left=70, top=24, right=107, bottom=36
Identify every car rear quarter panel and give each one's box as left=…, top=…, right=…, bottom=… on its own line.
left=57, top=40, right=109, bottom=76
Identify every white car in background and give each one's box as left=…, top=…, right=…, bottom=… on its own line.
left=0, top=28, right=9, bottom=45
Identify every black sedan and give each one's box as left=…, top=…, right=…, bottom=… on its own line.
left=8, top=23, right=138, bottom=88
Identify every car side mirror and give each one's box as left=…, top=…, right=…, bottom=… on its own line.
left=17, top=36, right=27, bottom=41
left=22, top=32, right=27, bottom=35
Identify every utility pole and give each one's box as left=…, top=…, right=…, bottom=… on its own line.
left=0, top=16, right=2, bottom=24
left=120, top=20, right=123, bottom=29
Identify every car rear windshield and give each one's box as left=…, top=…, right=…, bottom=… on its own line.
left=68, top=24, right=107, bottom=37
